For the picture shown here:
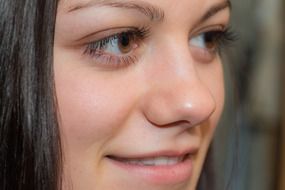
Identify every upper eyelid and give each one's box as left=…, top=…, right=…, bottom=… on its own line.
left=76, top=27, right=138, bottom=43
left=189, top=25, right=226, bottom=39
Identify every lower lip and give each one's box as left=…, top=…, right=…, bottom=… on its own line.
left=106, top=156, right=194, bottom=185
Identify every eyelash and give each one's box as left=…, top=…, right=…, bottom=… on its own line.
left=201, top=27, right=236, bottom=53
left=83, top=27, right=150, bottom=68
left=83, top=26, right=236, bottom=68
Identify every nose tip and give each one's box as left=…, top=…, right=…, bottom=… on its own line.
left=142, top=80, right=216, bottom=128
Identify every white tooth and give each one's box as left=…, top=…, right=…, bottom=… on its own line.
left=154, top=157, right=168, bottom=166
left=122, top=156, right=185, bottom=166
left=140, top=158, right=155, bottom=166
left=167, top=157, right=179, bottom=165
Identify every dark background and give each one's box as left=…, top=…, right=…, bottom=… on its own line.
left=213, top=0, right=284, bottom=189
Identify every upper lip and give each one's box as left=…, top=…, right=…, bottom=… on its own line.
left=106, top=146, right=199, bottom=159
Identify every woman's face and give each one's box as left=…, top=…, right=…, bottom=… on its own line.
left=54, top=0, right=230, bottom=189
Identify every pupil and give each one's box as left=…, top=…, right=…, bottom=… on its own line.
left=120, top=33, right=130, bottom=47
left=205, top=33, right=213, bottom=43
left=204, top=32, right=217, bottom=49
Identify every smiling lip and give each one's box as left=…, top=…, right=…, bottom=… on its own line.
left=106, top=148, right=198, bottom=185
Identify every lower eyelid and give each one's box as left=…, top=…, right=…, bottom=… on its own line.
left=90, top=54, right=139, bottom=69
left=189, top=46, right=217, bottom=63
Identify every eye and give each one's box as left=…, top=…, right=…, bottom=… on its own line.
left=83, top=27, right=150, bottom=69
left=189, top=28, right=236, bottom=62
left=190, top=31, right=223, bottom=52
left=96, top=32, right=137, bottom=55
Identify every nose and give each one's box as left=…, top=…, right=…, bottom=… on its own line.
left=141, top=47, right=216, bottom=128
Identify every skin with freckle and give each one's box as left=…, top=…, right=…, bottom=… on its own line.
left=54, top=0, right=230, bottom=189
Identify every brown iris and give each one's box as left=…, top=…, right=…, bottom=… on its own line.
left=117, top=32, right=135, bottom=54
left=203, top=31, right=222, bottom=51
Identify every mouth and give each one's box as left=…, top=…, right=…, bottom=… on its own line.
left=105, top=149, right=197, bottom=185
left=106, top=153, right=190, bottom=166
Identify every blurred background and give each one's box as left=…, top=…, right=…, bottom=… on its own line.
left=213, top=0, right=284, bottom=190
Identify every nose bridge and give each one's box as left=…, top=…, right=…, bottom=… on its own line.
left=142, top=44, right=216, bottom=127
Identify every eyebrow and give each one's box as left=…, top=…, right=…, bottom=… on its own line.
left=67, top=0, right=231, bottom=23
left=68, top=0, right=165, bottom=22
left=200, top=1, right=231, bottom=23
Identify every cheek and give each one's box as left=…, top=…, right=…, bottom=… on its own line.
left=210, top=67, right=225, bottom=130
left=213, top=63, right=225, bottom=119
left=54, top=64, right=136, bottom=151
left=199, top=60, right=225, bottom=129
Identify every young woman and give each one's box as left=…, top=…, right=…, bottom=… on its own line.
left=0, top=0, right=234, bottom=189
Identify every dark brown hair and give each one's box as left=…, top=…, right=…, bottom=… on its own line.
left=0, top=0, right=61, bottom=189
